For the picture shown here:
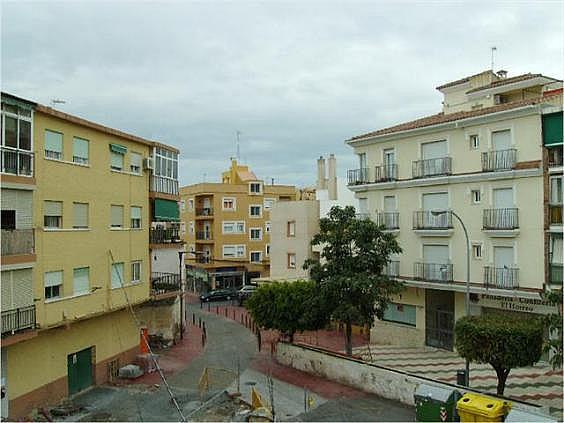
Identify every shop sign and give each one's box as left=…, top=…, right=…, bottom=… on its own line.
left=474, top=294, right=558, bottom=314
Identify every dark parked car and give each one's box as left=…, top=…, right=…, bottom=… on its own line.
left=200, top=289, right=235, bottom=302
left=237, top=285, right=258, bottom=305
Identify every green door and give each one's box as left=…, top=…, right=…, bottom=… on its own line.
left=67, top=347, right=93, bottom=395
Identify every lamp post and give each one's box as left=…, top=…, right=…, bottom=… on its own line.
left=432, top=209, right=471, bottom=386
left=178, top=250, right=185, bottom=340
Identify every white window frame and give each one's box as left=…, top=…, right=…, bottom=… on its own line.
left=131, top=261, right=142, bottom=283
left=73, top=267, right=90, bottom=295
left=250, top=227, right=262, bottom=241
left=110, top=205, right=124, bottom=228
left=264, top=198, right=275, bottom=210
left=469, top=134, right=480, bottom=150
left=472, top=242, right=483, bottom=260
left=111, top=262, right=125, bottom=289
left=471, top=189, right=481, bottom=204
left=44, top=200, right=63, bottom=229
left=44, top=270, right=63, bottom=300
left=287, top=220, right=296, bottom=237
left=72, top=136, right=89, bottom=165
left=550, top=175, right=563, bottom=204
left=250, top=250, right=262, bottom=263
left=249, top=205, right=262, bottom=218
left=130, top=151, right=142, bottom=174
left=223, top=244, right=246, bottom=258
left=265, top=244, right=270, bottom=257
left=223, top=197, right=236, bottom=211
left=131, top=206, right=142, bottom=229
left=249, top=182, right=263, bottom=195
left=265, top=221, right=271, bottom=233
left=188, top=199, right=194, bottom=211
left=287, top=253, right=296, bottom=269
left=1, top=104, right=33, bottom=154
left=44, top=129, right=63, bottom=160
left=222, top=221, right=245, bottom=234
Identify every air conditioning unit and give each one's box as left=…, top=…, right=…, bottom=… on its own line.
left=143, top=157, right=154, bottom=170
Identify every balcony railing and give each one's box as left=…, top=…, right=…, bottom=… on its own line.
left=1, top=305, right=36, bottom=335
left=196, top=231, right=213, bottom=241
left=196, top=207, right=214, bottom=217
left=1, top=147, right=33, bottom=176
left=414, top=262, right=453, bottom=283
left=383, top=260, right=400, bottom=278
left=549, top=204, right=563, bottom=225
left=481, top=149, right=517, bottom=172
left=484, top=266, right=519, bottom=289
left=375, top=164, right=398, bottom=182
left=376, top=212, right=400, bottom=230
left=413, top=210, right=453, bottom=230
left=483, top=208, right=519, bottom=230
left=550, top=263, right=563, bottom=285
left=149, top=226, right=181, bottom=244
left=150, top=272, right=181, bottom=296
left=196, top=254, right=213, bottom=264
left=412, top=157, right=452, bottom=178
left=548, top=147, right=563, bottom=168
left=151, top=175, right=179, bottom=196
left=1, top=229, right=34, bottom=256
left=347, top=168, right=370, bottom=185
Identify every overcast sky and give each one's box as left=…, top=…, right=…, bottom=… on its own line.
left=2, top=1, right=563, bottom=187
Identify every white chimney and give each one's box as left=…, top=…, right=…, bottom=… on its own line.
left=317, top=156, right=327, bottom=190
left=327, top=154, right=337, bottom=200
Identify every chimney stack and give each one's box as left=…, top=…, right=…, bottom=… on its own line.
left=327, top=154, right=337, bottom=200
left=317, top=156, right=327, bottom=190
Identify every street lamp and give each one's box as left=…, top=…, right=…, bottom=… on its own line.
left=431, top=209, right=471, bottom=387
left=178, top=251, right=185, bottom=340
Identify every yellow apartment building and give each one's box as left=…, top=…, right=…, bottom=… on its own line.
left=345, top=71, right=562, bottom=350
left=1, top=92, right=182, bottom=419
left=180, top=159, right=296, bottom=289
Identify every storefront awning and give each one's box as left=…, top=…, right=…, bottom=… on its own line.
left=110, top=143, right=127, bottom=154
left=542, top=112, right=563, bottom=146
left=154, top=198, right=179, bottom=221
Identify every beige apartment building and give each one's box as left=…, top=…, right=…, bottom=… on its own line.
left=180, top=159, right=296, bottom=290
left=345, top=71, right=562, bottom=349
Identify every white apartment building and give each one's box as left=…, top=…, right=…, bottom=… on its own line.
left=345, top=70, right=562, bottom=349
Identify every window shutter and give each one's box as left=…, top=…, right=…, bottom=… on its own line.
left=111, top=205, right=123, bottom=227
left=131, top=152, right=142, bottom=168
left=45, top=131, right=63, bottom=152
left=44, top=201, right=62, bottom=216
left=73, top=137, right=89, bottom=159
left=111, top=151, right=123, bottom=169
left=44, top=270, right=63, bottom=287
left=73, top=267, right=89, bottom=294
left=131, top=206, right=142, bottom=220
left=73, top=203, right=88, bottom=227
left=111, top=263, right=124, bottom=288
left=422, top=140, right=447, bottom=159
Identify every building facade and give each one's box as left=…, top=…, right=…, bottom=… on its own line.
left=0, top=93, right=182, bottom=418
left=180, top=159, right=296, bottom=290
left=345, top=71, right=562, bottom=349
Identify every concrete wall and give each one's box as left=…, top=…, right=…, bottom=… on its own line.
left=137, top=297, right=180, bottom=341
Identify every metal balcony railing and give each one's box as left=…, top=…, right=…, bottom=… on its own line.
left=1, top=147, right=33, bottom=176
left=347, top=168, right=370, bottom=185
left=383, top=260, right=400, bottom=278
left=550, top=263, right=563, bottom=285
left=150, top=175, right=179, bottom=196
left=149, top=227, right=181, bottom=244
left=413, top=210, right=453, bottom=230
left=548, top=148, right=563, bottom=167
left=483, top=208, right=519, bottom=230
left=412, top=157, right=452, bottom=178
left=549, top=204, right=563, bottom=225
left=414, top=262, right=453, bottom=283
left=1, top=229, right=34, bottom=256
left=484, top=266, right=519, bottom=289
left=376, top=212, right=400, bottom=230
left=374, top=164, right=398, bottom=182
left=1, top=305, right=36, bottom=335
left=196, top=231, right=213, bottom=241
left=196, top=207, right=214, bottom=217
left=196, top=255, right=213, bottom=264
left=481, top=149, right=517, bottom=172
left=150, top=272, right=181, bottom=296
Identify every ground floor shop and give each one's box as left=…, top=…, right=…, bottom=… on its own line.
left=186, top=265, right=265, bottom=292
left=3, top=308, right=140, bottom=420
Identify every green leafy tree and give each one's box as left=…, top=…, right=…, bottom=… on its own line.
left=542, top=289, right=563, bottom=370
left=246, top=280, right=329, bottom=341
left=304, top=205, right=403, bottom=356
left=455, top=315, right=544, bottom=395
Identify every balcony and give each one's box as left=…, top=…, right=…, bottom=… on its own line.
left=150, top=272, right=181, bottom=296
left=150, top=175, right=179, bottom=196
left=414, top=262, right=453, bottom=283
left=196, top=207, right=214, bottom=217
left=550, top=263, right=563, bottom=285
left=484, top=266, right=519, bottom=290
left=196, top=231, right=213, bottom=241
left=383, top=260, right=400, bottom=278
left=149, top=226, right=181, bottom=244
left=1, top=229, right=34, bottom=256
left=412, top=157, right=452, bottom=178
left=549, top=204, right=563, bottom=225
left=1, top=305, right=36, bottom=336
left=1, top=147, right=33, bottom=176
left=347, top=168, right=370, bottom=185
left=374, top=164, right=398, bottom=182
left=483, top=208, right=519, bottom=230
left=481, top=149, right=517, bottom=172
left=413, top=211, right=453, bottom=230
left=376, top=212, right=400, bottom=230
left=195, top=254, right=213, bottom=264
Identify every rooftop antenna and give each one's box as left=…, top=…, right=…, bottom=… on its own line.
left=51, top=99, right=66, bottom=106
left=236, top=131, right=241, bottom=162
left=490, top=46, right=497, bottom=71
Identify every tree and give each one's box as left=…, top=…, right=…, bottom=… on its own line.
left=455, top=315, right=544, bottom=395
left=246, top=280, right=329, bottom=341
left=542, top=289, right=563, bottom=370
left=304, top=205, right=403, bottom=356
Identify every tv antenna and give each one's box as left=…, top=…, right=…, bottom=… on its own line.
left=490, top=46, right=497, bottom=71
left=51, top=99, right=66, bottom=106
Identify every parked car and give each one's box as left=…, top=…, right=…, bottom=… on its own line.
left=200, top=289, right=235, bottom=302
left=237, top=285, right=258, bottom=305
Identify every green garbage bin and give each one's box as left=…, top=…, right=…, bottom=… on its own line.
left=414, top=384, right=461, bottom=422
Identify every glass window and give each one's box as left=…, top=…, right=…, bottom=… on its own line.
left=73, top=137, right=89, bottom=164
left=250, top=228, right=262, bottom=240
left=287, top=221, right=296, bottom=237
left=223, top=245, right=236, bottom=258
left=264, top=198, right=275, bottom=209
left=131, top=261, right=141, bottom=283
left=44, top=200, right=63, bottom=228
left=250, top=183, right=262, bottom=194
left=4, top=115, right=17, bottom=148
left=111, top=262, right=124, bottom=288
left=45, top=270, right=63, bottom=299
left=250, top=205, right=261, bottom=217
left=45, top=130, right=63, bottom=160
left=265, top=222, right=271, bottom=233
left=550, top=176, right=563, bottom=204
left=236, top=245, right=245, bottom=257
left=383, top=303, right=416, bottom=326
left=73, top=267, right=90, bottom=295
left=471, top=190, right=481, bottom=204
left=251, top=251, right=262, bottom=263
left=469, top=135, right=479, bottom=150
left=130, top=152, right=142, bottom=174
left=73, top=202, right=89, bottom=229
left=111, top=205, right=124, bottom=228
left=19, top=120, right=31, bottom=150
left=236, top=222, right=245, bottom=233
left=223, top=222, right=235, bottom=234
left=131, top=206, right=142, bottom=228
left=287, top=253, right=296, bottom=268
left=223, top=198, right=236, bottom=210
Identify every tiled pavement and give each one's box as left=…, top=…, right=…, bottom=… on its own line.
left=353, top=344, right=564, bottom=419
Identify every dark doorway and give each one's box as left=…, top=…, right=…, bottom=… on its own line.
left=425, top=289, right=454, bottom=350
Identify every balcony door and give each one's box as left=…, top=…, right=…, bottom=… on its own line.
left=383, top=148, right=396, bottom=178
left=422, top=192, right=448, bottom=227
left=423, top=244, right=449, bottom=281
left=358, top=198, right=368, bottom=216
left=492, top=129, right=511, bottom=151
left=383, top=196, right=397, bottom=228
left=494, top=246, right=514, bottom=268
left=493, top=188, right=513, bottom=208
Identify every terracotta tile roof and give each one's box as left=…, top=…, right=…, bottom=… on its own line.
left=435, top=70, right=495, bottom=90
left=465, top=73, right=555, bottom=94
left=348, top=91, right=563, bottom=142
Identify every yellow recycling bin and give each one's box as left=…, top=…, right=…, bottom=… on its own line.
left=456, top=393, right=510, bottom=422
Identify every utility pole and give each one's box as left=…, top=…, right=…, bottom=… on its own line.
left=236, top=131, right=241, bottom=162
left=491, top=46, right=497, bottom=71
left=178, top=251, right=185, bottom=339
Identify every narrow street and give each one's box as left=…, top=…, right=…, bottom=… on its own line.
left=62, top=299, right=414, bottom=421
